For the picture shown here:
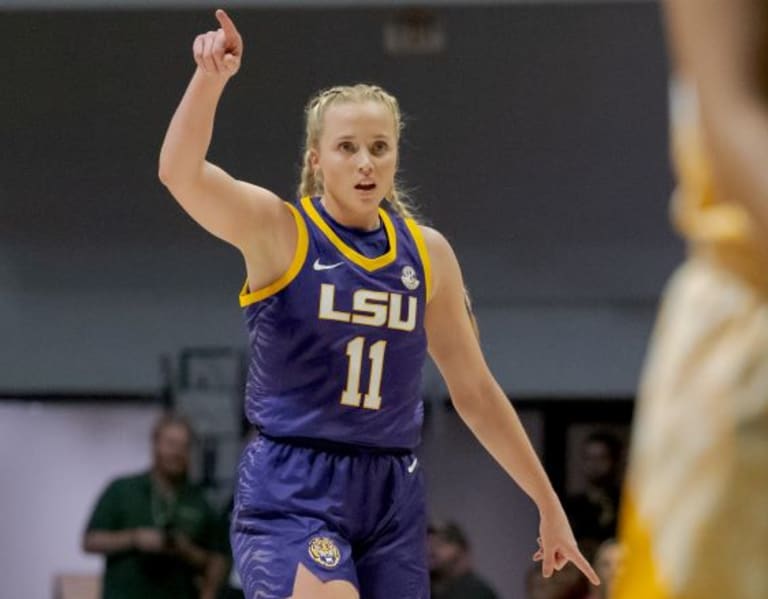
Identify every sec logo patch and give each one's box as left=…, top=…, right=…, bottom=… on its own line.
left=308, top=536, right=341, bottom=569
left=401, top=265, right=420, bottom=291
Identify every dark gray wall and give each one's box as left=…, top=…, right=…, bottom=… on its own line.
left=1, top=0, right=654, bottom=8
left=1, top=4, right=677, bottom=393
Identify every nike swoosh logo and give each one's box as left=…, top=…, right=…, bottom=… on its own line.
left=313, top=259, right=344, bottom=271
left=407, top=457, right=418, bottom=474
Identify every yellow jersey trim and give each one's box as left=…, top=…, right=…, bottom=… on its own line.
left=239, top=203, right=309, bottom=308
left=613, top=491, right=672, bottom=599
left=404, top=219, right=432, bottom=303
left=300, top=196, right=397, bottom=272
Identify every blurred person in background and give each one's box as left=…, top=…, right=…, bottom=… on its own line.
left=526, top=563, right=590, bottom=599
left=614, top=1, right=768, bottom=599
left=587, top=538, right=622, bottom=599
left=428, top=520, right=498, bottom=599
left=564, top=432, right=623, bottom=560
left=83, top=413, right=228, bottom=599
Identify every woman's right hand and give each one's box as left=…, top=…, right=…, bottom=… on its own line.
left=193, top=9, right=243, bottom=79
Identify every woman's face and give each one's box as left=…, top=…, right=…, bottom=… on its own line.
left=153, top=423, right=190, bottom=480
left=311, top=100, right=398, bottom=226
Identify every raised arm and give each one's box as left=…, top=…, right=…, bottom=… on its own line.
left=422, top=227, right=599, bottom=585
left=664, top=0, right=768, bottom=238
left=158, top=9, right=295, bottom=269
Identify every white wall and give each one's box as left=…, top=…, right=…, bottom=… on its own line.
left=421, top=407, right=544, bottom=599
left=0, top=401, right=544, bottom=599
left=0, top=402, right=162, bottom=599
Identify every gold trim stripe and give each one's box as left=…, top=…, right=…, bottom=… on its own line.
left=239, top=203, right=309, bottom=307
left=300, top=196, right=397, bottom=272
left=405, top=218, right=432, bottom=303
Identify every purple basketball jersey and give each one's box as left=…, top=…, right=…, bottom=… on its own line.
left=239, top=196, right=431, bottom=450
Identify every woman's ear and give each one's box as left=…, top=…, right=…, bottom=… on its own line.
left=308, top=147, right=319, bottom=172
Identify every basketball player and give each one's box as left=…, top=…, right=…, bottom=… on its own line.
left=614, top=2, right=768, bottom=599
left=158, top=10, right=598, bottom=599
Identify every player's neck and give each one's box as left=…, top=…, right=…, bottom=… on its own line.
left=150, top=468, right=185, bottom=494
left=320, top=195, right=380, bottom=231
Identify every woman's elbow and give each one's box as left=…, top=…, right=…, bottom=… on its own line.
left=157, top=159, right=176, bottom=188
left=451, top=387, right=488, bottom=424
left=157, top=148, right=184, bottom=188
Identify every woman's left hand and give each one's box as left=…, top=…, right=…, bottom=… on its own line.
left=532, top=506, right=601, bottom=586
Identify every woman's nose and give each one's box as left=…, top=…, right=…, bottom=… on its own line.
left=357, top=152, right=373, bottom=174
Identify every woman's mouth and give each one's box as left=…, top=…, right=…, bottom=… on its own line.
left=355, top=183, right=376, bottom=191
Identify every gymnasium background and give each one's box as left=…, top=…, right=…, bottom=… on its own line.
left=0, top=1, right=675, bottom=597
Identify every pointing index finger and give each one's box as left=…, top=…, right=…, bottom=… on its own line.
left=215, top=9, right=240, bottom=41
left=571, top=550, right=601, bottom=586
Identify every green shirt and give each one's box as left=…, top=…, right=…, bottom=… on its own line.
left=86, top=471, right=226, bottom=599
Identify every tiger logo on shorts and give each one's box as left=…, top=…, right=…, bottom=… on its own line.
left=308, top=536, right=341, bottom=568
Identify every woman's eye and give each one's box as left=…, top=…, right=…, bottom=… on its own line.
left=339, top=142, right=356, bottom=153
left=372, top=142, right=388, bottom=155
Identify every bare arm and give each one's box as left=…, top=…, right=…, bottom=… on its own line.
left=664, top=0, right=768, bottom=238
left=82, top=530, right=136, bottom=555
left=83, top=527, right=175, bottom=557
left=200, top=554, right=229, bottom=599
left=83, top=527, right=211, bottom=568
left=422, top=227, right=599, bottom=585
left=172, top=532, right=211, bottom=570
left=158, top=9, right=294, bottom=268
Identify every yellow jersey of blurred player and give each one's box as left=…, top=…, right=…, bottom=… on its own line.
left=615, top=2, right=768, bottom=599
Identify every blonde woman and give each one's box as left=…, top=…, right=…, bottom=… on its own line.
left=159, top=10, right=597, bottom=599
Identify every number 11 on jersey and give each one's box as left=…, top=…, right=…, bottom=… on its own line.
left=341, top=337, right=387, bottom=410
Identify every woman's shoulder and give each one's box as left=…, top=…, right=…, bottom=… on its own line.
left=415, top=224, right=455, bottom=266
left=409, top=223, right=464, bottom=303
